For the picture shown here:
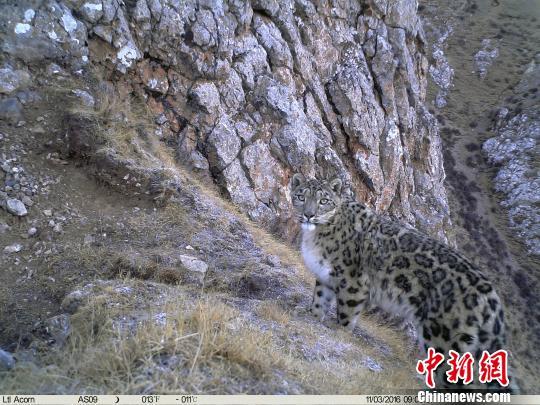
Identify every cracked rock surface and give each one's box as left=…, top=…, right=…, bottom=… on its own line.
left=0, top=0, right=451, bottom=241
left=483, top=56, right=540, bottom=257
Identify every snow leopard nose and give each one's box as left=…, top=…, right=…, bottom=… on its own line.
left=304, top=200, right=317, bottom=220
left=304, top=209, right=317, bottom=221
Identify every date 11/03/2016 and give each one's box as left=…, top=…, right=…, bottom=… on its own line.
left=366, top=395, right=417, bottom=404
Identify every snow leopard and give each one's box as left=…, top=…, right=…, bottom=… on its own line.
left=290, top=174, right=516, bottom=391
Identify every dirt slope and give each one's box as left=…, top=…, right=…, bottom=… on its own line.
left=0, top=82, right=420, bottom=394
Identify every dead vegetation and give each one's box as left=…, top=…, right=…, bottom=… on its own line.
left=0, top=181, right=420, bottom=393
left=0, top=71, right=422, bottom=394
left=0, top=279, right=421, bottom=394
left=256, top=301, right=291, bottom=325
left=41, top=73, right=152, bottom=158
left=43, top=72, right=306, bottom=273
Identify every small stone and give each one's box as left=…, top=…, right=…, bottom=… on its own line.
left=265, top=255, right=281, bottom=267
left=474, top=39, right=499, bottom=79
left=30, top=125, right=45, bottom=134
left=133, top=0, right=151, bottom=21
left=33, top=314, right=71, bottom=347
left=28, top=227, right=37, bottom=237
left=185, top=245, right=195, bottom=250
left=17, top=90, right=41, bottom=105
left=92, top=26, right=112, bottom=44
left=189, top=81, right=221, bottom=113
left=0, top=222, right=10, bottom=234
left=21, top=195, right=33, bottom=207
left=24, top=9, right=35, bottom=22
left=178, top=255, right=208, bottom=274
left=206, top=117, right=241, bottom=170
left=14, top=23, right=32, bottom=35
left=43, top=209, right=52, bottom=216
left=80, top=2, right=103, bottom=24
left=155, top=113, right=167, bottom=125
left=53, top=223, right=62, bottom=233
left=363, top=356, right=383, bottom=372
left=0, top=66, right=31, bottom=95
left=6, top=198, right=27, bottom=216
left=48, top=220, right=56, bottom=227
left=46, top=63, right=65, bottom=76
left=0, top=98, right=23, bottom=124
left=71, top=89, right=95, bottom=107
left=0, top=349, right=15, bottom=371
left=61, top=290, right=88, bottom=314
left=83, top=234, right=95, bottom=245
left=189, top=150, right=210, bottom=171
left=164, top=255, right=208, bottom=286
left=4, top=243, right=23, bottom=254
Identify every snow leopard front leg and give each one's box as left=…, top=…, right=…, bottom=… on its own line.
left=335, top=275, right=371, bottom=331
left=311, top=280, right=335, bottom=321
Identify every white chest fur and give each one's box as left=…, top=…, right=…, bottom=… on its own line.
left=301, top=226, right=332, bottom=284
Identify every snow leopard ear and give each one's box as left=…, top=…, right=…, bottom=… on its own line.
left=291, top=173, right=305, bottom=189
left=329, top=178, right=342, bottom=195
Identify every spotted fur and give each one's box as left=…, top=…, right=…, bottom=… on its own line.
left=291, top=174, right=517, bottom=391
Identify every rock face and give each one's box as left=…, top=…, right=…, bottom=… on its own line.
left=0, top=0, right=450, bottom=241
left=483, top=57, right=540, bottom=257
left=420, top=2, right=455, bottom=109
left=473, top=39, right=499, bottom=80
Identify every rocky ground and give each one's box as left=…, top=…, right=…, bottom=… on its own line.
left=0, top=0, right=449, bottom=394
left=483, top=55, right=539, bottom=258
left=0, top=0, right=538, bottom=395
left=0, top=79, right=420, bottom=393
left=421, top=0, right=540, bottom=393
left=0, top=0, right=455, bottom=241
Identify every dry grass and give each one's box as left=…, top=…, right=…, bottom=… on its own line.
left=187, top=300, right=284, bottom=376
left=109, top=254, right=159, bottom=280
left=40, top=73, right=157, bottom=165
left=0, top=71, right=423, bottom=395
left=0, top=279, right=420, bottom=394
left=157, top=161, right=309, bottom=278
left=256, top=301, right=291, bottom=324
left=15, top=178, right=420, bottom=394
left=42, top=71, right=306, bottom=278
left=247, top=223, right=308, bottom=276
left=76, top=85, right=152, bottom=150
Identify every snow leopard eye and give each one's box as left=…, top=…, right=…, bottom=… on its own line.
left=320, top=198, right=329, bottom=205
left=297, top=195, right=305, bottom=201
